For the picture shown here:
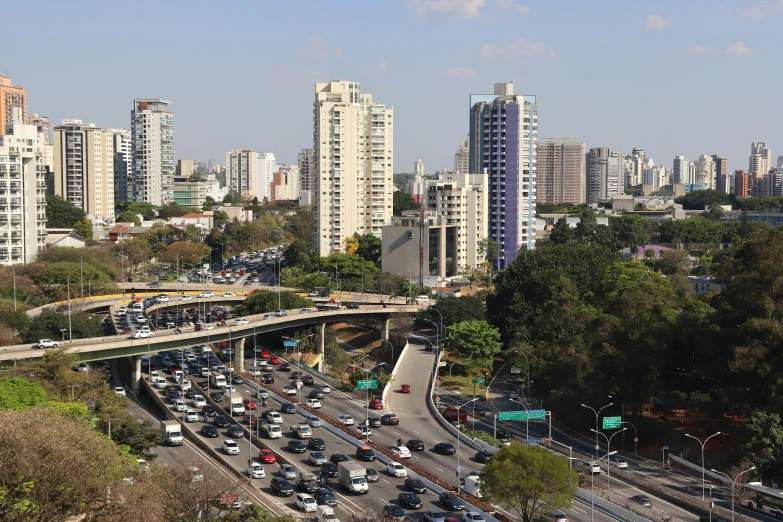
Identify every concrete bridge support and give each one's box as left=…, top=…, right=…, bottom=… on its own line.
left=318, top=323, right=326, bottom=373
left=131, top=354, right=143, bottom=391
left=234, top=337, right=245, bottom=373
left=381, top=318, right=390, bottom=343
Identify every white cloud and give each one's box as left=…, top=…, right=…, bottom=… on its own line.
left=728, top=0, right=783, bottom=21
left=685, top=45, right=715, bottom=56
left=479, top=38, right=558, bottom=60
left=725, top=41, right=760, bottom=56
left=299, top=34, right=343, bottom=63
left=643, top=14, right=672, bottom=30
left=263, top=65, right=326, bottom=89
left=494, top=0, right=530, bottom=15
left=364, top=59, right=391, bottom=75
left=410, top=0, right=485, bottom=21
left=445, top=67, right=479, bottom=81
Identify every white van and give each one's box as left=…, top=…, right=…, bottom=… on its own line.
left=171, top=370, right=184, bottom=382
left=154, top=377, right=167, bottom=389
left=415, top=295, right=430, bottom=304
left=178, top=377, right=191, bottom=392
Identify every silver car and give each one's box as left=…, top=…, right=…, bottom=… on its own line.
left=424, top=511, right=446, bottom=522
left=309, top=451, right=327, bottom=466
left=279, top=463, right=296, bottom=480
left=307, top=416, right=322, bottom=428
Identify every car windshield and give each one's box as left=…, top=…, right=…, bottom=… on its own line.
left=351, top=477, right=367, bottom=485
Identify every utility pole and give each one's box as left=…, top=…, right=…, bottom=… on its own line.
left=419, top=204, right=425, bottom=289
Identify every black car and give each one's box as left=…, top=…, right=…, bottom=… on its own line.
left=214, top=415, right=230, bottom=428
left=434, top=442, right=456, bottom=455
left=201, top=425, right=219, bottom=438
left=320, top=462, right=338, bottom=478
left=209, top=392, right=223, bottom=402
left=475, top=451, right=493, bottom=463
left=271, top=477, right=294, bottom=497
left=406, top=439, right=425, bottom=451
left=302, top=375, right=314, bottom=385
left=381, top=413, right=399, bottom=425
left=346, top=303, right=360, bottom=309
left=405, top=478, right=427, bottom=494
left=228, top=425, right=244, bottom=439
left=203, top=405, right=217, bottom=417
left=291, top=371, right=304, bottom=379
left=185, top=388, right=199, bottom=399
left=281, top=402, right=296, bottom=414
left=629, top=495, right=652, bottom=508
left=288, top=440, right=307, bottom=453
left=309, top=390, right=325, bottom=399
left=398, top=492, right=423, bottom=509
left=263, top=374, right=275, bottom=384
left=329, top=453, right=349, bottom=463
left=232, top=374, right=243, bottom=384
left=365, top=417, right=382, bottom=428
left=314, top=488, right=338, bottom=507
left=383, top=504, right=406, bottom=522
left=439, top=492, right=466, bottom=511
left=308, top=437, right=327, bottom=451
left=356, top=446, right=376, bottom=462
left=279, top=363, right=291, bottom=372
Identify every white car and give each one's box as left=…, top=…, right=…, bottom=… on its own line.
left=132, top=331, right=154, bottom=339
left=224, top=385, right=238, bottom=394
left=306, top=399, right=321, bottom=409
left=356, top=425, right=372, bottom=436
left=283, top=386, right=297, bottom=396
left=150, top=370, right=160, bottom=379
left=234, top=318, right=249, bottom=325
left=612, top=458, right=629, bottom=469
left=204, top=324, right=214, bottom=330
left=184, top=409, right=198, bottom=422
left=387, top=462, right=407, bottom=478
left=37, top=339, right=59, bottom=349
left=180, top=295, right=192, bottom=301
left=174, top=399, right=186, bottom=412
left=157, top=295, right=170, bottom=302
left=200, top=368, right=211, bottom=377
left=267, top=411, right=283, bottom=424
left=463, top=513, right=486, bottom=522
left=114, top=387, right=126, bottom=396
left=316, top=384, right=331, bottom=394
left=295, top=493, right=317, bottom=513
left=77, top=363, right=89, bottom=372
left=248, top=461, right=265, bottom=479
left=509, top=391, right=519, bottom=400
left=392, top=446, right=411, bottom=459
left=338, top=415, right=354, bottom=426
left=307, top=416, right=321, bottom=428
left=222, top=439, right=240, bottom=455
left=248, top=368, right=262, bottom=377
left=583, top=461, right=602, bottom=474
left=198, top=291, right=214, bottom=298
left=192, top=395, right=206, bottom=408
left=224, top=292, right=235, bottom=297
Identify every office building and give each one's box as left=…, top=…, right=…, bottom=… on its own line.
left=176, top=159, right=195, bottom=179
left=693, top=155, right=716, bottom=190
left=750, top=142, right=772, bottom=176
left=298, top=147, right=316, bottom=204
left=109, top=129, right=131, bottom=203
left=131, top=99, right=174, bottom=206
left=313, top=80, right=394, bottom=256
left=454, top=139, right=470, bottom=174
left=0, top=76, right=26, bottom=136
left=469, top=81, right=537, bottom=268
left=712, top=155, right=728, bottom=193
left=0, top=108, right=47, bottom=264
left=53, top=120, right=115, bottom=220
left=172, top=176, right=205, bottom=207
left=672, top=156, right=690, bottom=185
left=537, top=138, right=585, bottom=205
left=382, top=212, right=458, bottom=282
left=734, top=170, right=749, bottom=197
left=586, top=147, right=624, bottom=203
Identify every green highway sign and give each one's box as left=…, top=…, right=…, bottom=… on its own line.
left=357, top=380, right=378, bottom=390
left=472, top=377, right=486, bottom=384
left=499, top=409, right=546, bottom=421
left=602, top=416, right=622, bottom=429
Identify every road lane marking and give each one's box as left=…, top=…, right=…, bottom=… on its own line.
left=436, top=467, right=444, bottom=472
left=382, top=479, right=390, bottom=484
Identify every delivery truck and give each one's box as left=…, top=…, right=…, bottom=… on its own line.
left=210, top=372, right=227, bottom=388
left=462, top=475, right=482, bottom=498
left=228, top=394, right=245, bottom=415
left=161, top=420, right=183, bottom=446
left=337, top=460, right=368, bottom=494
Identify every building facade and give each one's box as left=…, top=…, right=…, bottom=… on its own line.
left=382, top=212, right=459, bottom=283
left=536, top=138, right=585, bottom=204
left=586, top=147, right=624, bottom=203
left=0, top=76, right=26, bottom=136
left=469, top=81, right=537, bottom=268
left=313, top=80, right=394, bottom=256
left=53, top=120, right=115, bottom=220
left=297, top=147, right=316, bottom=204
left=131, top=99, right=174, bottom=206
left=0, top=109, right=47, bottom=264
left=109, top=129, right=131, bottom=204
left=693, top=155, right=716, bottom=190
left=749, top=142, right=772, bottom=176
left=454, top=139, right=470, bottom=173
left=672, top=156, right=690, bottom=185
left=270, top=165, right=299, bottom=201
left=226, top=149, right=255, bottom=197
left=173, top=177, right=205, bottom=207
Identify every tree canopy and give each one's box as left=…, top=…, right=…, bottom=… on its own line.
left=446, top=320, right=502, bottom=365
left=393, top=190, right=419, bottom=215
left=45, top=195, right=85, bottom=228
left=236, top=291, right=313, bottom=316
left=116, top=210, right=141, bottom=226
left=416, top=296, right=486, bottom=328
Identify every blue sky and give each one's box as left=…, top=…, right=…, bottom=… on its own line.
left=4, top=0, right=781, bottom=174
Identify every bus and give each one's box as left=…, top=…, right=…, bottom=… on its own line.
left=744, top=482, right=783, bottom=518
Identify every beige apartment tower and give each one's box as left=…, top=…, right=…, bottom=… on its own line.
left=0, top=76, right=26, bottom=136
left=537, top=138, right=586, bottom=204
left=313, top=80, right=394, bottom=256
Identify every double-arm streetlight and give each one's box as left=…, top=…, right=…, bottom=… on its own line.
left=590, top=450, right=618, bottom=522
left=581, top=402, right=613, bottom=458
left=591, top=427, right=627, bottom=490
left=710, top=466, right=756, bottom=522
left=685, top=431, right=721, bottom=500
left=350, top=355, right=383, bottom=441
left=455, top=397, right=479, bottom=490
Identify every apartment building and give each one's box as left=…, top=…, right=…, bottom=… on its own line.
left=109, top=129, right=131, bottom=203
left=454, top=139, right=470, bottom=174
left=0, top=75, right=26, bottom=136
left=225, top=149, right=276, bottom=200
left=586, top=148, right=625, bottom=203
left=537, top=138, right=585, bottom=204
left=131, top=99, right=174, bottom=205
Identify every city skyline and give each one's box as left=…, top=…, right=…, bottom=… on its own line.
left=2, top=1, right=781, bottom=175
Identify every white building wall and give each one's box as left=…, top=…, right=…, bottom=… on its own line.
left=131, top=99, right=174, bottom=206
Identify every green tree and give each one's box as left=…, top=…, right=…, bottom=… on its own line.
left=284, top=240, right=317, bottom=271
left=213, top=210, right=229, bottom=230
left=416, top=296, right=486, bottom=327
left=0, top=377, right=48, bottom=410
left=657, top=250, right=691, bottom=275
left=116, top=210, right=141, bottom=226
left=478, top=237, right=500, bottom=268
left=354, top=233, right=382, bottom=266
left=549, top=217, right=575, bottom=245
left=610, top=214, right=650, bottom=257
left=676, top=189, right=734, bottom=210
left=222, top=189, right=244, bottom=205
left=479, top=444, right=578, bottom=522
left=116, top=201, right=157, bottom=219
left=24, top=310, right=103, bottom=343
left=203, top=195, right=216, bottom=211
left=446, top=320, right=502, bottom=363
left=738, top=410, right=783, bottom=477
left=393, top=191, right=419, bottom=215
left=237, top=291, right=313, bottom=316
left=73, top=216, right=93, bottom=241
left=45, top=195, right=85, bottom=228
left=159, top=242, right=211, bottom=266
left=157, top=202, right=190, bottom=219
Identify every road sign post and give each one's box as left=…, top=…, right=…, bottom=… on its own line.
left=357, top=380, right=378, bottom=390
left=602, top=416, right=622, bottom=429
left=471, top=378, right=485, bottom=430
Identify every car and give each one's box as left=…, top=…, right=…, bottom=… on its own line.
left=210, top=392, right=223, bottom=402
left=283, top=385, right=297, bottom=396
left=463, top=513, right=486, bottom=522
left=365, top=417, right=382, bottom=428
left=382, top=413, right=399, bottom=425
left=132, top=330, right=154, bottom=339
left=279, top=362, right=291, bottom=371
left=308, top=437, right=327, bottom=451
left=174, top=399, right=186, bottom=412
left=383, top=504, right=407, bottom=522
left=147, top=281, right=162, bottom=288
left=612, top=457, right=629, bottom=469
left=36, top=339, right=59, bottom=349
left=369, top=398, right=383, bottom=409
left=346, top=303, right=360, bottom=309
left=201, top=425, right=219, bottom=438
left=248, top=460, right=265, bottom=479
left=243, top=412, right=258, bottom=425
left=308, top=291, right=319, bottom=297
left=114, top=387, right=126, bottom=396
left=228, top=425, right=245, bottom=439
left=184, top=409, right=198, bottom=422
left=222, top=439, right=240, bottom=455
left=191, top=395, right=206, bottom=408
left=329, top=453, right=349, bottom=464
left=243, top=398, right=257, bottom=410
left=365, top=467, right=380, bottom=482
left=288, top=440, right=307, bottom=453
left=405, top=478, right=427, bottom=494
left=306, top=398, right=321, bottom=409
left=392, top=446, right=412, bottom=459
left=234, top=318, right=249, bottom=325
left=302, top=375, right=314, bottom=385
left=398, top=492, right=423, bottom=509
left=387, top=462, right=407, bottom=477
left=356, top=445, right=376, bottom=462
left=407, top=439, right=425, bottom=451
left=356, top=425, right=372, bottom=437
left=278, top=463, right=296, bottom=480
left=254, top=389, right=269, bottom=400
left=307, top=416, right=321, bottom=428
left=214, top=415, right=230, bottom=428
left=300, top=308, right=313, bottom=313
left=203, top=405, right=217, bottom=417
left=309, top=390, right=325, bottom=400
left=309, top=451, right=327, bottom=466
left=185, top=388, right=199, bottom=399
left=271, top=477, right=294, bottom=497
left=180, top=295, right=192, bottom=301
left=316, top=384, right=331, bottom=393
left=204, top=324, right=214, bottom=330
left=338, top=415, right=354, bottom=426
left=314, top=487, right=338, bottom=507
left=295, top=493, right=317, bottom=512
left=629, top=495, right=652, bottom=508
left=424, top=511, right=447, bottom=522
left=434, top=442, right=456, bottom=455
left=550, top=513, right=568, bottom=522
left=320, top=462, right=338, bottom=478
left=198, top=291, right=214, bottom=298
left=582, top=461, right=602, bottom=474
left=400, top=384, right=411, bottom=393
left=269, top=356, right=281, bottom=365
left=439, top=492, right=466, bottom=511
left=259, top=449, right=276, bottom=464
left=509, top=391, right=519, bottom=400
left=474, top=451, right=493, bottom=463
left=443, top=407, right=468, bottom=423
left=260, top=350, right=272, bottom=359
left=223, top=385, right=238, bottom=394
left=267, top=411, right=283, bottom=424
left=274, top=309, right=288, bottom=317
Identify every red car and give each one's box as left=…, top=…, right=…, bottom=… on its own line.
left=369, top=399, right=383, bottom=410
left=400, top=384, right=411, bottom=393
left=443, top=407, right=468, bottom=423
left=243, top=398, right=257, bottom=410
left=260, top=350, right=271, bottom=359
left=269, top=356, right=281, bottom=365
left=243, top=412, right=258, bottom=425
left=259, top=449, right=276, bottom=464
left=239, top=269, right=245, bottom=275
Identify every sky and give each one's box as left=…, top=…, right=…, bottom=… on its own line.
left=4, top=0, right=782, bottom=175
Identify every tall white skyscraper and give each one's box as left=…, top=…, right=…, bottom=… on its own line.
left=109, top=129, right=131, bottom=203
left=749, top=142, right=772, bottom=177
left=256, top=152, right=276, bottom=202
left=313, top=80, right=394, bottom=256
left=415, top=158, right=424, bottom=177
left=131, top=99, right=174, bottom=205
left=673, top=156, right=690, bottom=185
left=693, top=155, right=716, bottom=190
left=586, top=148, right=624, bottom=203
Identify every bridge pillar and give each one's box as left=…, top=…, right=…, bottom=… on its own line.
left=381, top=317, right=390, bottom=342
left=131, top=355, right=143, bottom=391
left=234, top=337, right=245, bottom=373
left=318, top=323, right=325, bottom=373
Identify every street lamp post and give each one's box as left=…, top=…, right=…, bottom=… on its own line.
left=622, top=421, right=639, bottom=455
left=591, top=427, right=627, bottom=490
left=710, top=467, right=756, bottom=522
left=590, top=450, right=618, bottom=522
left=607, top=395, right=626, bottom=450
left=455, top=397, right=478, bottom=490
left=685, top=431, right=721, bottom=500
left=581, top=402, right=613, bottom=458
